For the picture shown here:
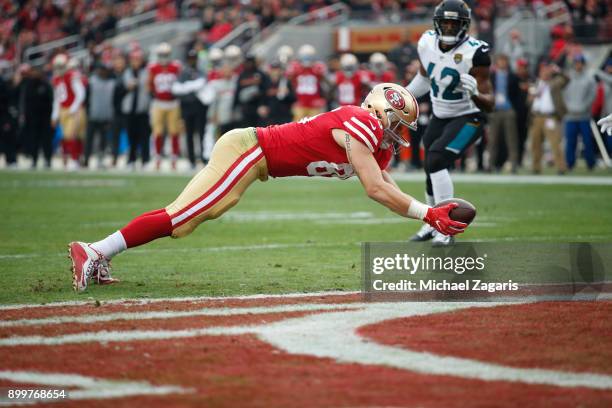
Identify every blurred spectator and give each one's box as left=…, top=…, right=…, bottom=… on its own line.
left=597, top=58, right=612, bottom=120
left=264, top=61, right=296, bottom=125
left=0, top=64, right=18, bottom=167
left=528, top=60, right=569, bottom=174
left=85, top=63, right=115, bottom=169
left=121, top=49, right=150, bottom=169
left=234, top=54, right=271, bottom=127
left=502, top=29, right=527, bottom=71
left=207, top=63, right=238, bottom=136
left=173, top=48, right=208, bottom=168
left=514, top=58, right=531, bottom=164
left=488, top=54, right=520, bottom=173
left=388, top=31, right=418, bottom=75
left=18, top=65, right=53, bottom=169
left=563, top=54, right=597, bottom=170
left=110, top=53, right=126, bottom=168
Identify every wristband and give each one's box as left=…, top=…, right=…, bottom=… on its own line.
left=407, top=200, right=429, bottom=220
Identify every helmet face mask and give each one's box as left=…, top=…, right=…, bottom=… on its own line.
left=361, top=83, right=419, bottom=148
left=433, top=0, right=471, bottom=46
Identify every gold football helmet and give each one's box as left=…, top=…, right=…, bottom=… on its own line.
left=361, top=83, right=419, bottom=147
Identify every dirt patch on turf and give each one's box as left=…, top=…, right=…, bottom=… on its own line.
left=360, top=301, right=612, bottom=376
left=0, top=293, right=362, bottom=320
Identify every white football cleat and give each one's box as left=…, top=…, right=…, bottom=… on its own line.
left=431, top=231, right=455, bottom=247
left=92, top=257, right=120, bottom=285
left=68, top=242, right=106, bottom=291
left=410, top=223, right=435, bottom=242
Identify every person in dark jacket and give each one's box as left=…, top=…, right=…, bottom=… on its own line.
left=233, top=54, right=270, bottom=128
left=0, top=67, right=19, bottom=168
left=488, top=54, right=521, bottom=172
left=18, top=65, right=54, bottom=168
left=263, top=61, right=295, bottom=126
left=174, top=49, right=208, bottom=169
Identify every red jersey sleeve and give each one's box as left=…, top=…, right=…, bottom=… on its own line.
left=338, top=107, right=384, bottom=153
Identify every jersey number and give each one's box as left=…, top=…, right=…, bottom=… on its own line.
left=307, top=161, right=353, bottom=179
left=296, top=75, right=318, bottom=95
left=426, top=63, right=462, bottom=101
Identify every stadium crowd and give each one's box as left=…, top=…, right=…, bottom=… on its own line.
left=0, top=0, right=611, bottom=173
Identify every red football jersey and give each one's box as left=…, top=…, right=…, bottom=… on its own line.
left=257, top=105, right=392, bottom=178
left=286, top=61, right=327, bottom=108
left=207, top=69, right=222, bottom=81
left=148, top=61, right=181, bottom=101
left=52, top=70, right=82, bottom=109
left=334, top=70, right=370, bottom=106
left=367, top=70, right=396, bottom=86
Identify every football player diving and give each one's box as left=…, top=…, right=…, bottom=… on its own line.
left=406, top=0, right=494, bottom=246
left=68, top=83, right=469, bottom=291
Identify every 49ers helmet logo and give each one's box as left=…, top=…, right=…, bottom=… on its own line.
left=384, top=88, right=405, bottom=110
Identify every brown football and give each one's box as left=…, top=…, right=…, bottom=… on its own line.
left=435, top=198, right=477, bottom=225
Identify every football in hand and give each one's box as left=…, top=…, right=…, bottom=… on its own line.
left=435, top=198, right=476, bottom=225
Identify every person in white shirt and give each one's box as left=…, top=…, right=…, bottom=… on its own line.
left=528, top=60, right=569, bottom=174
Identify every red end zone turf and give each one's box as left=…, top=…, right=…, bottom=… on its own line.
left=1, top=296, right=611, bottom=407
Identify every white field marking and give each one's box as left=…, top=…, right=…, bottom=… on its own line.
left=0, top=303, right=362, bottom=328
left=0, top=370, right=191, bottom=402
left=0, top=179, right=129, bottom=188
left=0, top=291, right=360, bottom=311
left=223, top=211, right=373, bottom=222
left=254, top=302, right=612, bottom=390
left=2, top=301, right=612, bottom=390
left=386, top=173, right=612, bottom=186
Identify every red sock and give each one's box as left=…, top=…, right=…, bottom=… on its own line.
left=155, top=136, right=164, bottom=155
left=61, top=140, right=70, bottom=157
left=171, top=135, right=180, bottom=156
left=119, top=208, right=173, bottom=248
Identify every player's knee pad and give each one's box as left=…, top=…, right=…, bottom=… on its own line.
left=425, top=151, right=451, bottom=174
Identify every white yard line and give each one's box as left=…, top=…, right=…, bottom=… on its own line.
left=0, top=291, right=359, bottom=311
left=389, top=173, right=612, bottom=185
left=0, top=370, right=191, bottom=402
left=0, top=303, right=362, bottom=327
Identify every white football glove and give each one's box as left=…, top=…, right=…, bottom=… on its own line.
left=597, top=113, right=612, bottom=136
left=459, top=73, right=479, bottom=97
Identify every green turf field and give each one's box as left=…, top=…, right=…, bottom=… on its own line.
left=1, top=170, right=612, bottom=304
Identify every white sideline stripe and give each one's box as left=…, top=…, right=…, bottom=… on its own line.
left=0, top=370, right=190, bottom=401
left=2, top=302, right=612, bottom=390
left=350, top=117, right=377, bottom=145
left=343, top=121, right=374, bottom=152
left=389, top=172, right=612, bottom=185
left=0, top=290, right=359, bottom=311
left=0, top=303, right=362, bottom=328
left=170, top=147, right=263, bottom=226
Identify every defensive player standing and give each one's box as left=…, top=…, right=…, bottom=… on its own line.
left=51, top=54, right=86, bottom=170
left=148, top=43, right=182, bottom=170
left=406, top=0, right=493, bottom=246
left=68, top=83, right=468, bottom=291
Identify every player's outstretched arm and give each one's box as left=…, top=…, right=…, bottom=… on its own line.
left=342, top=133, right=466, bottom=235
